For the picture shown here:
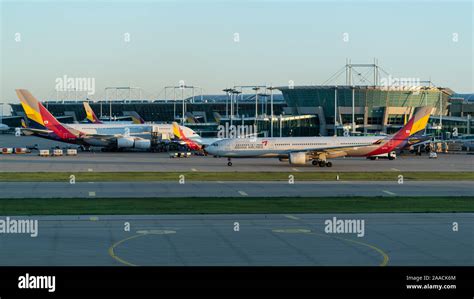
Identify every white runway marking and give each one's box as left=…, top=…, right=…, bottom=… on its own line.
left=238, top=191, right=248, bottom=196
left=382, top=190, right=396, bottom=196
left=88, top=191, right=96, bottom=197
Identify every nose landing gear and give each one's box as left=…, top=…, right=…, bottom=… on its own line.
left=227, top=158, right=232, bottom=167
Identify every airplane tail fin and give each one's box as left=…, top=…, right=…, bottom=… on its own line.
left=129, top=111, right=145, bottom=124
left=213, top=112, right=222, bottom=124
left=83, top=101, right=102, bottom=124
left=368, top=106, right=432, bottom=155
left=396, top=106, right=432, bottom=139
left=171, top=122, right=202, bottom=150
left=172, top=122, right=183, bottom=139
left=16, top=89, right=78, bottom=139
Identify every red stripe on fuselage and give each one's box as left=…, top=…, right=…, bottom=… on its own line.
left=366, top=117, right=414, bottom=156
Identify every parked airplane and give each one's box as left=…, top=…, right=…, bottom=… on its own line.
left=205, top=107, right=433, bottom=166
left=17, top=89, right=184, bottom=150
left=83, top=102, right=145, bottom=124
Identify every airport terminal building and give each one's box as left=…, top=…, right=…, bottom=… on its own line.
left=278, top=85, right=457, bottom=136
left=5, top=86, right=473, bottom=138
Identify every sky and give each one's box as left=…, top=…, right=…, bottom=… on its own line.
left=1, top=0, right=473, bottom=110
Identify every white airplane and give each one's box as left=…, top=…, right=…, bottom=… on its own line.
left=205, top=107, right=433, bottom=166
left=0, top=124, right=9, bottom=131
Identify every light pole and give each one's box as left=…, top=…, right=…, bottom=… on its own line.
left=268, top=86, right=276, bottom=137
left=352, top=86, right=356, bottom=134
left=223, top=88, right=232, bottom=119
left=231, top=90, right=241, bottom=127
left=334, top=86, right=338, bottom=136
left=252, top=87, right=260, bottom=126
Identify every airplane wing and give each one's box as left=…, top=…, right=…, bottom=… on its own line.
left=21, top=127, right=54, bottom=135
left=284, top=139, right=385, bottom=158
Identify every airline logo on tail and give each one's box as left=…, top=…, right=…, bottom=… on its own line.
left=83, top=102, right=102, bottom=124
left=367, top=106, right=432, bottom=156
left=172, top=122, right=201, bottom=150
left=17, top=89, right=79, bottom=140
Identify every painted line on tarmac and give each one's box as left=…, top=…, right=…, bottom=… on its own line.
left=273, top=229, right=389, bottom=266
left=238, top=191, right=248, bottom=196
left=284, top=215, right=300, bottom=220
left=382, top=190, right=397, bottom=196
left=108, top=230, right=177, bottom=266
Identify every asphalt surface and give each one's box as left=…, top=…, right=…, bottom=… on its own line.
left=0, top=213, right=471, bottom=266
left=0, top=181, right=472, bottom=198
left=1, top=135, right=473, bottom=172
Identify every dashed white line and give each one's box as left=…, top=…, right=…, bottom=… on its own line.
left=238, top=191, right=248, bottom=196
left=382, top=190, right=396, bottom=196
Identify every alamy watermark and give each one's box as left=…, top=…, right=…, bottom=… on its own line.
left=217, top=124, right=257, bottom=139
left=55, top=75, right=96, bottom=96
left=324, top=216, right=365, bottom=237
left=0, top=217, right=38, bottom=237
left=380, top=75, right=420, bottom=89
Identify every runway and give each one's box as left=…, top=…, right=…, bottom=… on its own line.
left=0, top=181, right=472, bottom=198
left=1, top=136, right=473, bottom=173
left=0, top=213, right=471, bottom=266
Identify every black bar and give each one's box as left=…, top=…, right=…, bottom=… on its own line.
left=0, top=266, right=472, bottom=298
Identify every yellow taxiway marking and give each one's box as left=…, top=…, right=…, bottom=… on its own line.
left=108, top=234, right=145, bottom=266
left=272, top=229, right=390, bottom=266
left=108, top=230, right=177, bottom=266
left=382, top=190, right=396, bottom=196
left=284, top=215, right=300, bottom=220
left=88, top=191, right=96, bottom=197
left=238, top=191, right=248, bottom=196
left=330, top=234, right=390, bottom=266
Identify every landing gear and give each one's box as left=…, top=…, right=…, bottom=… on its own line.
left=227, top=158, right=232, bottom=167
left=312, top=160, right=333, bottom=167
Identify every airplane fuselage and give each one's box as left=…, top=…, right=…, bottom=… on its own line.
left=206, top=136, right=401, bottom=158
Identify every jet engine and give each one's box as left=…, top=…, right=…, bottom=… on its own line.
left=288, top=152, right=308, bottom=165
left=117, top=137, right=135, bottom=148
left=134, top=139, right=151, bottom=149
